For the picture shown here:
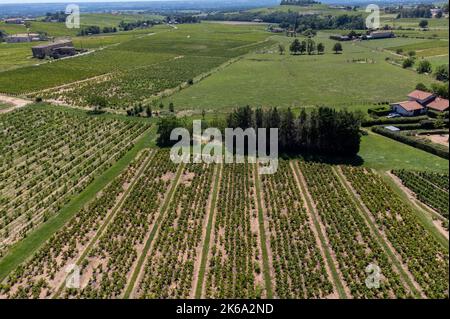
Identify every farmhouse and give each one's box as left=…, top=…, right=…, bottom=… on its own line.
left=407, top=89, right=435, bottom=105
left=391, top=90, right=449, bottom=116
left=4, top=18, right=24, bottom=24
left=367, top=30, right=395, bottom=39
left=6, top=33, right=42, bottom=43
left=31, top=40, right=74, bottom=59
left=426, top=97, right=449, bottom=113
left=392, top=101, right=425, bottom=116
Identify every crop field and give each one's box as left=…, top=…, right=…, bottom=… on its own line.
left=164, top=32, right=439, bottom=112
left=0, top=151, right=447, bottom=299
left=0, top=24, right=273, bottom=110
left=0, top=106, right=150, bottom=256
left=392, top=169, right=449, bottom=220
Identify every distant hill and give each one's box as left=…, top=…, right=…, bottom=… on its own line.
left=280, top=0, right=321, bottom=6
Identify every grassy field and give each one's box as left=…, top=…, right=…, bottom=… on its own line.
left=0, top=23, right=272, bottom=111
left=359, top=131, right=449, bottom=173
left=0, top=13, right=165, bottom=37
left=164, top=32, right=438, bottom=112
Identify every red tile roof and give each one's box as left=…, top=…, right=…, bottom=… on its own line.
left=408, top=90, right=434, bottom=101
left=395, top=101, right=425, bottom=112
left=427, top=98, right=449, bottom=112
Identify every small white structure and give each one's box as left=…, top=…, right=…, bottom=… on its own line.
left=385, top=126, right=400, bottom=132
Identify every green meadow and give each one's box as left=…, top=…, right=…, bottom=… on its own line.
left=359, top=132, right=449, bottom=173
left=164, top=32, right=439, bottom=112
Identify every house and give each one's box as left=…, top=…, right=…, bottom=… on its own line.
left=391, top=101, right=426, bottom=117
left=430, top=8, right=443, bottom=18
left=367, top=30, right=395, bottom=39
left=4, top=18, right=24, bottom=24
left=407, top=90, right=436, bottom=105
left=32, top=40, right=74, bottom=59
left=426, top=98, right=449, bottom=113
left=6, top=33, right=42, bottom=43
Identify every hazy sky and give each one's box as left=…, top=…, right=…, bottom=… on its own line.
left=0, top=0, right=178, bottom=4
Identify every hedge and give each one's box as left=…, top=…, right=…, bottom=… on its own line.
left=362, top=116, right=429, bottom=127
left=372, top=126, right=449, bottom=159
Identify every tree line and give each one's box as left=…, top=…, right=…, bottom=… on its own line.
left=203, top=12, right=365, bottom=31
left=157, top=106, right=362, bottom=157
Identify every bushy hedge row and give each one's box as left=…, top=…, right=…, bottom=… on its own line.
left=372, top=126, right=449, bottom=159
left=362, top=116, right=429, bottom=127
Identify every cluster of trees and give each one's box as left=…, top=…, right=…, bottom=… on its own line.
left=287, top=38, right=325, bottom=55
left=416, top=82, right=449, bottom=99
left=402, top=53, right=448, bottom=82
left=157, top=106, right=362, bottom=156
left=165, top=15, right=201, bottom=24
left=77, top=25, right=118, bottom=36
left=42, top=11, right=67, bottom=22
left=118, top=20, right=156, bottom=31
left=0, top=30, right=7, bottom=42
left=226, top=106, right=362, bottom=156
left=204, top=12, right=365, bottom=31
left=396, top=5, right=433, bottom=18
left=280, top=0, right=320, bottom=5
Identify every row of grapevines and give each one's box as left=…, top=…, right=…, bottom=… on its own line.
left=0, top=108, right=150, bottom=252
left=136, top=163, right=215, bottom=298
left=63, top=150, right=178, bottom=299
left=299, top=162, right=410, bottom=298
left=260, top=160, right=333, bottom=298
left=342, top=166, right=449, bottom=299
left=392, top=169, right=449, bottom=219
left=0, top=150, right=152, bottom=299
left=204, top=162, right=262, bottom=298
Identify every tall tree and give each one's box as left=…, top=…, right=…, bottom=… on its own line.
left=332, top=42, right=343, bottom=54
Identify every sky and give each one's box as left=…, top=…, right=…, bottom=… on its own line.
left=0, top=0, right=181, bottom=4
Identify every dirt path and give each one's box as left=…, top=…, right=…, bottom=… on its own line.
left=254, top=163, right=274, bottom=298
left=289, top=162, right=340, bottom=299
left=386, top=171, right=449, bottom=240
left=334, top=166, right=426, bottom=298
left=291, top=161, right=351, bottom=299
left=0, top=94, right=32, bottom=113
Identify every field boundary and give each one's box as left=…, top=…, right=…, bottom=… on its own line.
left=379, top=171, right=449, bottom=250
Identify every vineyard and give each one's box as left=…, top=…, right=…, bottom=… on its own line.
left=392, top=169, right=449, bottom=220
left=342, top=167, right=449, bottom=299
left=0, top=106, right=150, bottom=257
left=0, top=24, right=272, bottom=110
left=0, top=150, right=448, bottom=299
